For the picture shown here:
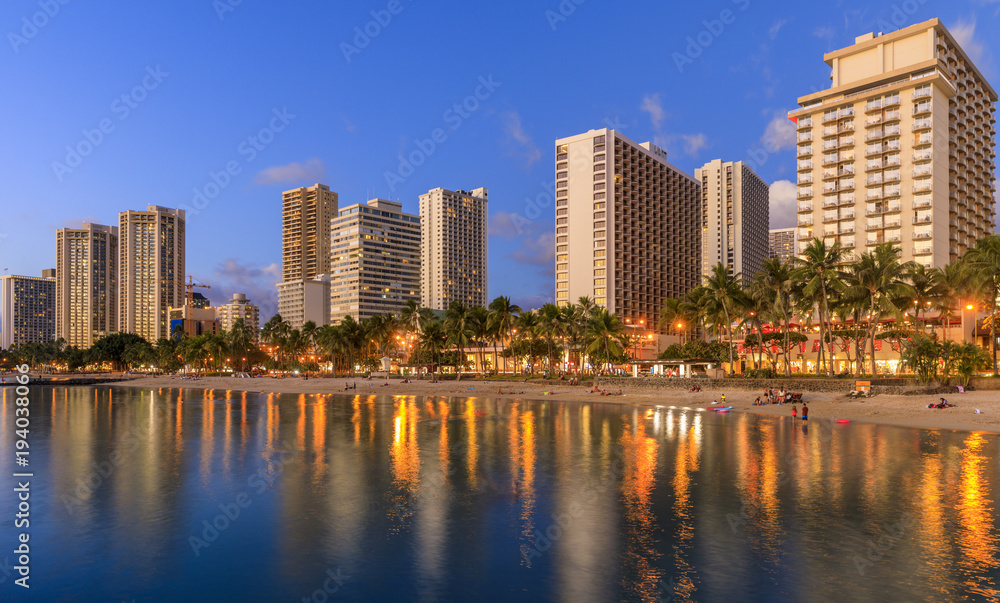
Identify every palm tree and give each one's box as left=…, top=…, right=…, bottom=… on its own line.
left=515, top=310, right=540, bottom=374
left=420, top=320, right=447, bottom=378
left=468, top=305, right=490, bottom=375
left=658, top=297, right=692, bottom=345
left=752, top=257, right=797, bottom=376
left=842, top=243, right=915, bottom=377
left=538, top=303, right=564, bottom=373
left=965, top=235, right=1000, bottom=374
left=792, top=238, right=847, bottom=376
left=445, top=301, right=472, bottom=379
left=702, top=262, right=742, bottom=376
left=905, top=264, right=944, bottom=335
left=227, top=317, right=255, bottom=372
left=932, top=261, right=971, bottom=344
left=488, top=296, right=521, bottom=374
left=585, top=309, right=628, bottom=374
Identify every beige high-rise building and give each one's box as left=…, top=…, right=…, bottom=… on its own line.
left=696, top=159, right=770, bottom=281
left=790, top=19, right=996, bottom=268
left=554, top=129, right=701, bottom=327
left=277, top=277, right=331, bottom=330
left=1, top=271, right=55, bottom=350
left=216, top=293, right=260, bottom=340
left=768, top=228, right=798, bottom=263
left=419, top=187, right=488, bottom=310
left=55, top=222, right=118, bottom=348
left=282, top=183, right=338, bottom=282
left=329, top=198, right=421, bottom=323
left=118, top=205, right=185, bottom=342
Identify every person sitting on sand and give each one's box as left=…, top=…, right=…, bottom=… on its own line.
left=720, top=394, right=726, bottom=403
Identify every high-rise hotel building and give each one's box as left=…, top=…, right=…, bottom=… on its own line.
left=1, top=270, right=55, bottom=350
left=768, top=228, right=798, bottom=263
left=554, top=129, right=701, bottom=327
left=329, top=199, right=421, bottom=323
left=419, top=187, right=488, bottom=310
left=282, top=184, right=339, bottom=282
left=790, top=19, right=996, bottom=268
left=695, top=159, right=770, bottom=281
left=118, top=206, right=185, bottom=342
left=55, top=222, right=118, bottom=348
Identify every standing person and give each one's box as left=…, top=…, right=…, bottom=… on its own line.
left=792, top=405, right=798, bottom=419
left=801, top=403, right=809, bottom=422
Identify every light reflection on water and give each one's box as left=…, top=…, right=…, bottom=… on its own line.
left=1, top=386, right=1000, bottom=602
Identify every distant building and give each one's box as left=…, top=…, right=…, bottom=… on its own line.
left=118, top=205, right=185, bottom=342
left=554, top=128, right=701, bottom=330
left=419, top=187, right=488, bottom=310
left=282, top=184, right=338, bottom=283
left=216, top=293, right=260, bottom=340
left=55, top=222, right=118, bottom=348
left=329, top=199, right=421, bottom=323
left=1, top=271, right=56, bottom=350
left=696, top=159, right=769, bottom=281
left=190, top=292, right=211, bottom=309
left=768, top=228, right=798, bottom=263
left=789, top=19, right=996, bottom=268
left=168, top=305, right=219, bottom=339
left=277, top=276, right=331, bottom=330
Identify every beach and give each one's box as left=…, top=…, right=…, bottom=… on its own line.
left=95, top=374, right=1000, bottom=434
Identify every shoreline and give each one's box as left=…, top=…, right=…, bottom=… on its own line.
left=94, top=375, right=1000, bottom=435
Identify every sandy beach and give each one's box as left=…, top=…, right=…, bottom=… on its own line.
left=97, top=374, right=1000, bottom=434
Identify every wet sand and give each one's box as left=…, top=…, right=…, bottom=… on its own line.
left=102, top=374, right=1000, bottom=434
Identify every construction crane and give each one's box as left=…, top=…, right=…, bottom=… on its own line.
left=185, top=275, right=211, bottom=308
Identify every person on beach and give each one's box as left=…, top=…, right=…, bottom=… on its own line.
left=792, top=405, right=797, bottom=419
left=720, top=394, right=727, bottom=403
left=801, top=403, right=809, bottom=421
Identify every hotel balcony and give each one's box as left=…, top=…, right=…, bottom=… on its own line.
left=913, top=246, right=934, bottom=255
left=913, top=216, right=933, bottom=224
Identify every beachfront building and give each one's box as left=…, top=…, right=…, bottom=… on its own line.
left=554, top=128, right=701, bottom=336
left=329, top=199, right=421, bottom=323
left=768, top=228, right=797, bottom=263
left=0, top=271, right=56, bottom=350
left=789, top=19, right=997, bottom=269
left=419, top=187, right=488, bottom=310
left=277, top=276, right=331, bottom=330
left=55, top=222, right=118, bottom=348
left=282, top=183, right=338, bottom=283
left=695, top=159, right=770, bottom=281
left=216, top=293, right=260, bottom=340
left=118, top=206, right=185, bottom=342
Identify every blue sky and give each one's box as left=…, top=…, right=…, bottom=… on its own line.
left=2, top=0, right=998, bottom=318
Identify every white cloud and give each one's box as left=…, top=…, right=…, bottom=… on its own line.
left=681, top=133, right=708, bottom=156
left=950, top=18, right=986, bottom=64
left=509, top=231, right=555, bottom=268
left=640, top=93, right=667, bottom=130
left=812, top=26, right=837, bottom=42
left=252, top=158, right=326, bottom=186
left=762, top=112, right=798, bottom=152
left=769, top=180, right=797, bottom=229
left=502, top=112, right=541, bottom=167
left=768, top=19, right=789, bottom=40
left=490, top=211, right=531, bottom=239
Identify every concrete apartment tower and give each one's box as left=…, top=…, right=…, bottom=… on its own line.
left=278, top=184, right=338, bottom=327
left=789, top=19, right=996, bottom=268
left=118, top=206, right=185, bottom=342
left=216, top=293, right=260, bottom=340
left=282, top=184, right=339, bottom=282
left=1, top=270, right=56, bottom=350
left=554, top=129, right=701, bottom=327
left=768, top=228, right=798, bottom=263
left=419, top=187, right=488, bottom=310
left=695, top=159, right=770, bottom=281
left=55, top=222, right=118, bottom=348
left=329, top=199, right=421, bottom=323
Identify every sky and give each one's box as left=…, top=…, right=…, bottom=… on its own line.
left=2, top=0, right=998, bottom=320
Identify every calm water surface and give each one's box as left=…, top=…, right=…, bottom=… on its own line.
left=1, top=386, right=999, bottom=602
